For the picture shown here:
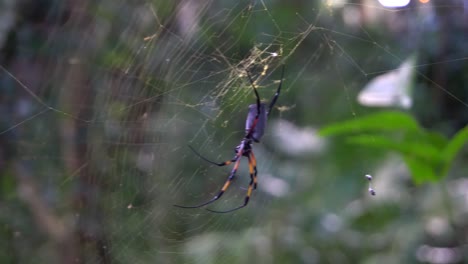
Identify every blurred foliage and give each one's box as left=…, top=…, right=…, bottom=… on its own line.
left=0, top=0, right=467, bottom=264
left=320, top=111, right=468, bottom=183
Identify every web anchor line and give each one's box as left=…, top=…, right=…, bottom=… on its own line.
left=0, top=65, right=92, bottom=124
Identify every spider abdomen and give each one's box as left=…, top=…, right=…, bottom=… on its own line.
left=245, top=103, right=267, bottom=142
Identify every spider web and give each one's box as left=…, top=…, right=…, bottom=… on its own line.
left=1, top=0, right=468, bottom=263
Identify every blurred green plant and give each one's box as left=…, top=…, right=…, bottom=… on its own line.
left=319, top=111, right=468, bottom=184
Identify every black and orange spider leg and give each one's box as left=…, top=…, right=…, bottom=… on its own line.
left=245, top=70, right=262, bottom=138
left=207, top=153, right=256, bottom=213
left=250, top=151, right=258, bottom=189
left=188, top=145, right=237, bottom=167
left=173, top=147, right=244, bottom=209
left=267, top=64, right=285, bottom=116
left=245, top=70, right=261, bottom=115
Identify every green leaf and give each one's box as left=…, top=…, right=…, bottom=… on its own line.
left=424, top=131, right=449, bottom=150
left=440, top=125, right=468, bottom=175
left=319, top=111, right=421, bottom=137
left=403, top=156, right=439, bottom=183
left=346, top=134, right=442, bottom=163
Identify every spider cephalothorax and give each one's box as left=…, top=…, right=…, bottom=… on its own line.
left=174, top=65, right=285, bottom=213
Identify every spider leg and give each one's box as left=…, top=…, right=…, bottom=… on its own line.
left=245, top=70, right=261, bottom=115
left=188, top=145, right=236, bottom=166
left=250, top=152, right=258, bottom=189
left=245, top=70, right=262, bottom=138
left=173, top=152, right=243, bottom=209
left=206, top=154, right=256, bottom=213
left=267, top=64, right=285, bottom=116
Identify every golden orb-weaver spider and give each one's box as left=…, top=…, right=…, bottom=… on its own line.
left=174, top=65, right=285, bottom=213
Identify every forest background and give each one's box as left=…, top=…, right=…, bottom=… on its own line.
left=0, top=0, right=467, bottom=263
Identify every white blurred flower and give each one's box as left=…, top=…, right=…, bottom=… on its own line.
left=358, top=55, right=416, bottom=109
left=271, top=120, right=326, bottom=157
left=260, top=173, right=289, bottom=197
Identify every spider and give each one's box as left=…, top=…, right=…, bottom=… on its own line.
left=174, top=65, right=285, bottom=213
